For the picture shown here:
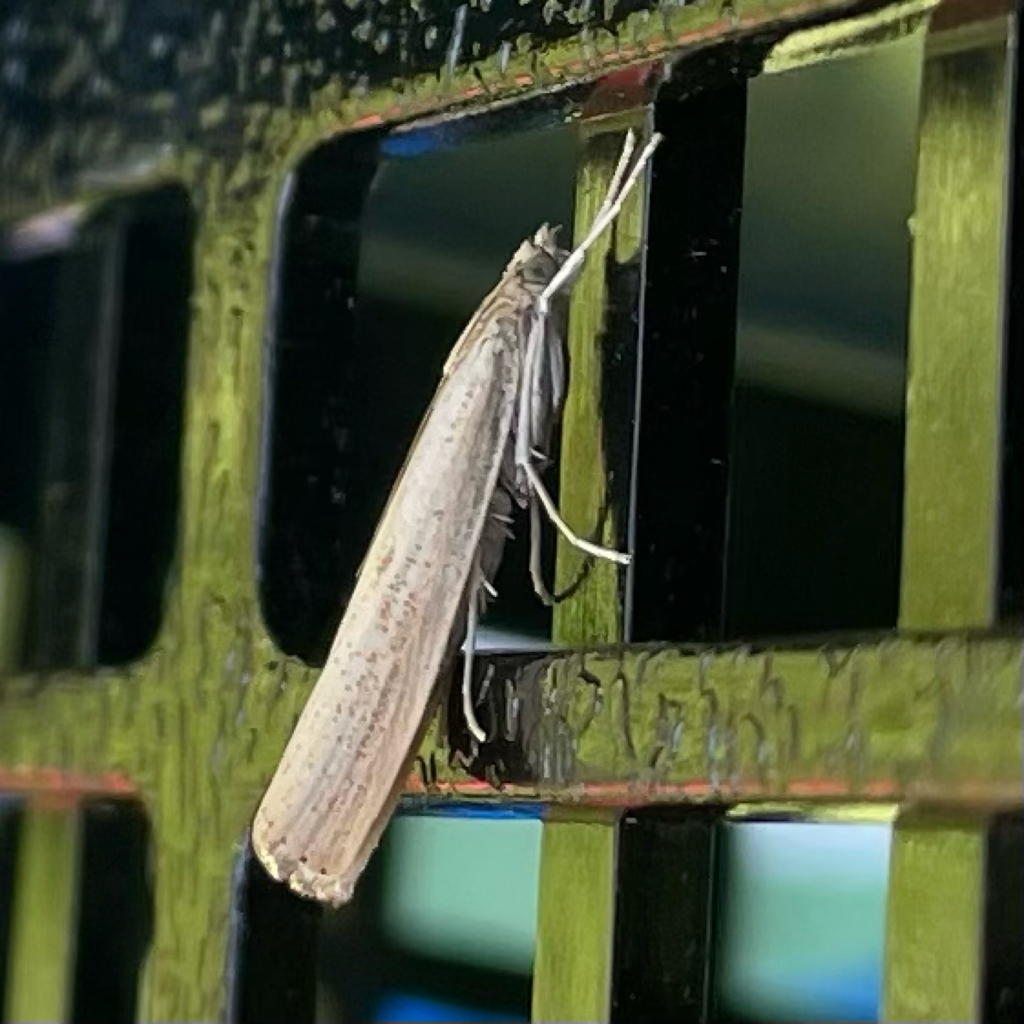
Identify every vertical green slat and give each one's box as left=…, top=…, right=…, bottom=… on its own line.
left=886, top=13, right=1015, bottom=1021
left=881, top=810, right=986, bottom=1021
left=899, top=12, right=1015, bottom=630
left=533, top=112, right=654, bottom=1024
left=533, top=811, right=619, bottom=1023
left=4, top=803, right=82, bottom=1024
left=552, top=114, right=651, bottom=645
left=0, top=526, right=28, bottom=672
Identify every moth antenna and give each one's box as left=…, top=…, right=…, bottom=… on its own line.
left=591, top=128, right=638, bottom=225
left=539, top=131, right=662, bottom=310
left=586, top=131, right=661, bottom=240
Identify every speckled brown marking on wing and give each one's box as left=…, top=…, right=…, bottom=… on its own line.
left=252, top=231, right=565, bottom=904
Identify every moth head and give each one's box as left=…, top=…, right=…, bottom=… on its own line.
left=531, top=223, right=563, bottom=255
left=505, top=223, right=566, bottom=288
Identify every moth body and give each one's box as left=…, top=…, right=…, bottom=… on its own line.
left=252, top=129, right=660, bottom=905
left=253, top=229, right=569, bottom=904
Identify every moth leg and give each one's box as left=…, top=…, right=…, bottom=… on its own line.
left=489, top=510, right=515, bottom=546
left=476, top=663, right=496, bottom=707
left=515, top=313, right=546, bottom=472
left=523, top=460, right=630, bottom=565
left=528, top=494, right=560, bottom=606
left=462, top=569, right=488, bottom=744
left=530, top=446, right=553, bottom=471
left=529, top=489, right=625, bottom=605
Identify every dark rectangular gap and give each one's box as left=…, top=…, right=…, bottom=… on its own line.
left=71, top=799, right=154, bottom=1024
left=0, top=798, right=22, bottom=1021
left=0, top=247, right=61, bottom=671
left=611, top=807, right=721, bottom=1024
left=258, top=115, right=582, bottom=665
left=636, top=36, right=920, bottom=643
left=257, top=131, right=383, bottom=665
left=98, top=192, right=193, bottom=664
left=723, top=40, right=920, bottom=639
left=228, top=839, right=321, bottom=1024
left=0, top=187, right=192, bottom=671
left=982, top=812, right=1024, bottom=1024
left=631, top=49, right=754, bottom=643
left=999, top=22, right=1023, bottom=624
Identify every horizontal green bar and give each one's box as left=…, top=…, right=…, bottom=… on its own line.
left=416, top=635, right=1023, bottom=806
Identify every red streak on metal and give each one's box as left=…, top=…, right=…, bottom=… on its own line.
left=0, top=768, right=138, bottom=800
left=359, top=0, right=851, bottom=127
left=582, top=60, right=660, bottom=117
left=404, top=774, right=1019, bottom=806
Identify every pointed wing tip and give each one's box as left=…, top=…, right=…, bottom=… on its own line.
left=251, top=824, right=356, bottom=908
left=291, top=864, right=356, bottom=907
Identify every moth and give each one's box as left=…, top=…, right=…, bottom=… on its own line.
left=253, top=129, right=661, bottom=905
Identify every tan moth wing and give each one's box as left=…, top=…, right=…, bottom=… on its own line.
left=252, top=307, right=523, bottom=905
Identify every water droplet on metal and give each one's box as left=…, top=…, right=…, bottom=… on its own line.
left=148, top=33, right=171, bottom=59
left=2, top=59, right=26, bottom=87
left=4, top=17, right=29, bottom=44
left=446, top=4, right=467, bottom=73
